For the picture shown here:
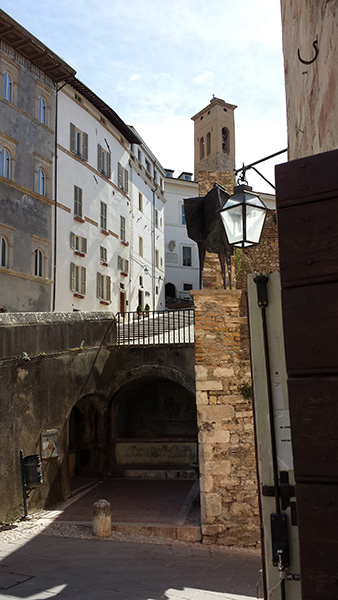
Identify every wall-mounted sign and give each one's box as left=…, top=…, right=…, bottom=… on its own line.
left=41, top=430, right=59, bottom=458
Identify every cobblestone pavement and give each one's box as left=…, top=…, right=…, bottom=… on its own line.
left=0, top=513, right=263, bottom=599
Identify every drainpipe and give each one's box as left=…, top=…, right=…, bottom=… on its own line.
left=52, top=81, right=68, bottom=311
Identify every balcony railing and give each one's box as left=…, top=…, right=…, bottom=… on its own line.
left=116, top=308, right=195, bottom=346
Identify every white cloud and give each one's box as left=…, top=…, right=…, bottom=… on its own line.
left=130, top=74, right=142, bottom=81
left=194, top=70, right=213, bottom=84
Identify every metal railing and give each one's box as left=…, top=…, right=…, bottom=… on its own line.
left=116, top=308, right=195, bottom=346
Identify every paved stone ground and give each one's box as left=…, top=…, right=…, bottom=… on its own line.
left=0, top=514, right=263, bottom=599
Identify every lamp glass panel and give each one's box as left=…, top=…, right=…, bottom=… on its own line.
left=220, top=205, right=244, bottom=245
left=246, top=206, right=266, bottom=243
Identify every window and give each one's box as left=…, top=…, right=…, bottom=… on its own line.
left=34, top=248, right=43, bottom=277
left=155, top=249, right=159, bottom=268
left=1, top=236, right=8, bottom=268
left=207, top=132, right=211, bottom=155
left=183, top=283, right=193, bottom=291
left=70, top=232, right=87, bottom=255
left=100, top=201, right=107, bottom=231
left=145, top=159, right=151, bottom=173
left=2, top=72, right=12, bottom=102
left=200, top=137, right=204, bottom=160
left=36, top=167, right=45, bottom=195
left=182, top=246, right=192, bottom=267
left=139, top=275, right=143, bottom=286
left=100, top=246, right=107, bottom=263
left=97, top=144, right=111, bottom=178
left=120, top=216, right=126, bottom=242
left=70, top=263, right=86, bottom=296
left=0, top=148, right=10, bottom=179
left=139, top=236, right=143, bottom=257
left=155, top=209, right=159, bottom=228
left=74, top=186, right=83, bottom=218
left=38, top=96, right=46, bottom=125
left=181, top=203, right=186, bottom=225
left=137, top=149, right=141, bottom=161
left=118, top=255, right=129, bottom=273
left=97, top=272, right=111, bottom=302
left=222, top=128, right=229, bottom=153
left=138, top=192, right=143, bottom=212
left=118, top=162, right=129, bottom=193
left=70, top=123, right=88, bottom=161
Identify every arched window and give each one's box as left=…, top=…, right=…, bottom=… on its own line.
left=222, top=127, right=230, bottom=153
left=36, top=167, right=45, bottom=195
left=199, top=137, right=204, bottom=160
left=1, top=236, right=8, bottom=268
left=34, top=248, right=43, bottom=277
left=0, top=148, right=10, bottom=179
left=2, top=72, right=12, bottom=102
left=206, top=132, right=211, bottom=155
left=38, top=96, right=46, bottom=124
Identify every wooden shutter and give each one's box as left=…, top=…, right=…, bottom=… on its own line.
left=70, top=123, right=76, bottom=152
left=124, top=169, right=129, bottom=194
left=96, top=272, right=101, bottom=298
left=107, top=152, right=111, bottom=178
left=107, top=276, right=111, bottom=302
left=82, top=237, right=87, bottom=254
left=118, top=255, right=122, bottom=271
left=97, top=144, right=102, bottom=171
left=82, top=132, right=88, bottom=161
left=118, top=162, right=123, bottom=188
left=81, top=267, right=86, bottom=295
left=70, top=263, right=75, bottom=291
left=70, top=232, right=75, bottom=249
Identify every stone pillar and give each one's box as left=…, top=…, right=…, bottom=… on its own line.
left=191, top=288, right=260, bottom=547
left=92, top=499, right=111, bottom=537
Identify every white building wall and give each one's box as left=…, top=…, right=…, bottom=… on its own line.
left=164, top=176, right=200, bottom=300
left=55, top=85, right=165, bottom=314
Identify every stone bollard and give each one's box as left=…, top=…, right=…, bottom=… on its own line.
left=92, top=499, right=111, bottom=537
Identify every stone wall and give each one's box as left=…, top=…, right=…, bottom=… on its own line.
left=280, top=0, right=338, bottom=160
left=191, top=288, right=260, bottom=547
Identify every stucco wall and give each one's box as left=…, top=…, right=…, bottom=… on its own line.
left=280, top=0, right=338, bottom=159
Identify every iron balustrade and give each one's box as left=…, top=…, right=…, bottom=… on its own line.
left=116, top=308, right=195, bottom=346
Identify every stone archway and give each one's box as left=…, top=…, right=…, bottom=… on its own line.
left=68, top=394, right=109, bottom=481
left=108, top=370, right=197, bottom=477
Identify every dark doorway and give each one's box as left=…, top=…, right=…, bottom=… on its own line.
left=68, top=394, right=108, bottom=481
left=165, top=282, right=176, bottom=299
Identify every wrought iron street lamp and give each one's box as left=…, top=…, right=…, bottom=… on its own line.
left=219, top=184, right=268, bottom=248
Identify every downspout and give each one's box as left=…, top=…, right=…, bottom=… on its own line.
left=52, top=81, right=67, bottom=311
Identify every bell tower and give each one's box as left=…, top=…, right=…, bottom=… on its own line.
left=192, top=96, right=237, bottom=180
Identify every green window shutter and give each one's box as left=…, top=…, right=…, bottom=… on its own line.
left=70, top=232, right=75, bottom=248
left=118, top=163, right=122, bottom=188
left=97, top=144, right=102, bottom=171
left=70, top=123, right=76, bottom=152
left=81, top=267, right=86, bottom=295
left=118, top=255, right=122, bottom=270
left=79, top=187, right=83, bottom=217
left=97, top=272, right=101, bottom=298
left=70, top=263, right=75, bottom=291
left=107, top=276, right=111, bottom=302
left=107, top=153, right=111, bottom=178
left=124, top=169, right=129, bottom=194
left=82, top=132, right=88, bottom=161
left=82, top=237, right=87, bottom=254
left=125, top=259, right=129, bottom=274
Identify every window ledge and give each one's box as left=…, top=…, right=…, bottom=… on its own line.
left=74, top=216, right=85, bottom=223
left=101, top=261, right=109, bottom=267
left=100, top=300, right=110, bottom=305
left=74, top=251, right=85, bottom=257
left=73, top=293, right=85, bottom=299
left=101, top=229, right=109, bottom=236
left=120, top=271, right=128, bottom=277
left=121, top=241, right=129, bottom=247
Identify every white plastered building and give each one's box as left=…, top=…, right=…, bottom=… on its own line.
left=54, top=79, right=165, bottom=313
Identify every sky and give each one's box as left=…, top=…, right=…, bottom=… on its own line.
left=1, top=0, right=288, bottom=192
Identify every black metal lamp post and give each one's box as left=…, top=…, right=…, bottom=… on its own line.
left=219, top=184, right=268, bottom=248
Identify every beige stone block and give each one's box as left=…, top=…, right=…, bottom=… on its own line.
left=205, top=459, right=231, bottom=477
left=201, top=405, right=235, bottom=421
left=195, top=365, right=208, bottom=380
left=199, top=473, right=214, bottom=493
left=204, top=493, right=222, bottom=517
left=209, top=395, right=217, bottom=405
left=213, top=367, right=234, bottom=378
left=196, top=391, right=208, bottom=405
left=196, top=380, right=223, bottom=391
left=202, top=523, right=225, bottom=536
